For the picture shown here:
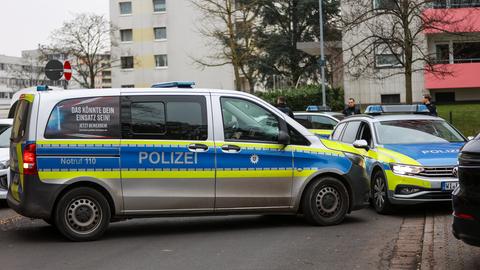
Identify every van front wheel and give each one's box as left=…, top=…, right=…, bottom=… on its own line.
left=54, top=187, right=111, bottom=241
left=302, top=177, right=349, bottom=226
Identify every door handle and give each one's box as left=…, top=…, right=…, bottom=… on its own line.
left=221, top=144, right=241, bottom=153
left=188, top=143, right=209, bottom=152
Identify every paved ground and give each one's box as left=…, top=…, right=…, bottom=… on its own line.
left=0, top=201, right=478, bottom=270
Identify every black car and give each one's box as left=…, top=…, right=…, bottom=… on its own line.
left=452, top=137, right=480, bottom=247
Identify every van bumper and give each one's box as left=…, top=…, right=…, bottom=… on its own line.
left=7, top=172, right=64, bottom=220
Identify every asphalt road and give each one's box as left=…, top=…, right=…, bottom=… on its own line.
left=0, top=201, right=446, bottom=270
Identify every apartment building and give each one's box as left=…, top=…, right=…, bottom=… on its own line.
left=110, top=0, right=234, bottom=89
left=341, top=0, right=480, bottom=104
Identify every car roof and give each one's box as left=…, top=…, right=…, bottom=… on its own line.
left=340, top=114, right=443, bottom=123
left=294, top=111, right=343, bottom=116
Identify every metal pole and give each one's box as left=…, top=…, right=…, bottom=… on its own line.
left=319, top=0, right=326, bottom=107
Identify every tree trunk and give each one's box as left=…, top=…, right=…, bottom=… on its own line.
left=89, top=65, right=96, bottom=89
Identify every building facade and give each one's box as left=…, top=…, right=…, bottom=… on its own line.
left=341, top=0, right=480, bottom=105
left=109, top=0, right=235, bottom=89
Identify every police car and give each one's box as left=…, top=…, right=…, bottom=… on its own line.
left=294, top=111, right=344, bottom=139
left=326, top=105, right=466, bottom=214
left=7, top=85, right=369, bottom=241
left=0, top=119, right=12, bottom=199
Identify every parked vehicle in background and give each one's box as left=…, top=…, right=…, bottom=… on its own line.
left=0, top=119, right=13, bottom=199
left=452, top=136, right=480, bottom=247
left=7, top=85, right=370, bottom=241
left=294, top=112, right=344, bottom=138
left=328, top=105, right=466, bottom=214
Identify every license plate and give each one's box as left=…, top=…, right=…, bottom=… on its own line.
left=442, top=181, right=459, bottom=191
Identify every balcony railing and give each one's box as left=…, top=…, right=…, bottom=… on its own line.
left=430, top=1, right=480, bottom=9
left=434, top=58, right=480, bottom=64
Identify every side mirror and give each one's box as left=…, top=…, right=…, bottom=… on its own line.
left=353, top=139, right=370, bottom=151
left=278, top=130, right=290, bottom=145
left=468, top=136, right=475, bottom=141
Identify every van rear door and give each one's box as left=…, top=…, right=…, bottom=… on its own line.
left=9, top=95, right=35, bottom=201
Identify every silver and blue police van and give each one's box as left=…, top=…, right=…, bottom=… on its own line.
left=8, top=85, right=369, bottom=241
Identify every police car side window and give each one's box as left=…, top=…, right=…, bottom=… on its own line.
left=294, top=115, right=312, bottom=129
left=220, top=97, right=279, bottom=143
left=123, top=95, right=208, bottom=141
left=331, top=123, right=346, bottom=141
left=311, top=115, right=337, bottom=130
left=341, top=121, right=361, bottom=144
left=45, top=97, right=121, bottom=139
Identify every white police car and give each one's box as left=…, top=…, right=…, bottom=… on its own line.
left=325, top=105, right=466, bottom=214
left=7, top=84, right=370, bottom=241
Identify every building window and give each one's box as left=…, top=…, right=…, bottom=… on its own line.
left=373, top=0, right=397, bottom=9
left=121, top=56, right=134, bottom=69
left=119, top=2, right=132, bottom=15
left=155, top=55, right=168, bottom=67
left=153, top=0, right=166, bottom=12
left=120, top=29, right=133, bottom=42
left=154, top=27, right=167, bottom=40
left=121, top=85, right=135, bottom=88
left=375, top=43, right=402, bottom=68
left=436, top=44, right=450, bottom=64
left=0, top=63, right=4, bottom=70
left=453, top=42, right=480, bottom=63
left=435, top=92, right=455, bottom=103
left=381, top=94, right=401, bottom=104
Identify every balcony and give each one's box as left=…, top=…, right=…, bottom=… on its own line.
left=423, top=7, right=480, bottom=34
left=425, top=62, right=480, bottom=89
left=431, top=1, right=480, bottom=9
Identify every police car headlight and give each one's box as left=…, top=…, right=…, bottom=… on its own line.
left=344, top=152, right=365, bottom=168
left=0, top=160, right=9, bottom=170
left=390, top=164, right=424, bottom=176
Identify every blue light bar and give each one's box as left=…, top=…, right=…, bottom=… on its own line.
left=306, top=105, right=331, bottom=112
left=36, top=85, right=50, bottom=91
left=151, top=81, right=195, bottom=88
left=364, top=104, right=431, bottom=115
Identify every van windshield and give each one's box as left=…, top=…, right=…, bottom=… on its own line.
left=11, top=100, right=31, bottom=142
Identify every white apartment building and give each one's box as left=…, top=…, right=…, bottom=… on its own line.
left=110, top=0, right=235, bottom=89
left=341, top=0, right=480, bottom=105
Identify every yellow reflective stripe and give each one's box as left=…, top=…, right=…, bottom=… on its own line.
left=385, top=170, right=432, bottom=190
left=122, top=170, right=215, bottom=179
left=289, top=145, right=343, bottom=156
left=217, top=170, right=291, bottom=178
left=21, top=94, right=35, bottom=103
left=37, top=140, right=120, bottom=145
left=294, top=169, right=317, bottom=177
left=122, top=140, right=215, bottom=147
left=39, top=171, right=120, bottom=180
left=376, top=147, right=421, bottom=166
left=319, top=140, right=360, bottom=155
left=309, top=129, right=332, bottom=135
left=10, top=183, right=20, bottom=201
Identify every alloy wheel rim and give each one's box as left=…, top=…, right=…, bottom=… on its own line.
left=374, top=177, right=386, bottom=209
left=65, top=197, right=102, bottom=235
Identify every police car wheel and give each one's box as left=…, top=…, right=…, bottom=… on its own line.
left=372, top=171, right=394, bottom=214
left=302, top=177, right=349, bottom=226
left=54, top=187, right=111, bottom=241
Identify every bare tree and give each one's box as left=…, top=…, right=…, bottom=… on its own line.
left=190, top=0, right=261, bottom=92
left=341, top=0, right=474, bottom=104
left=42, top=13, right=116, bottom=89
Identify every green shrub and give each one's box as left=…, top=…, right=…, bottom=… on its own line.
left=256, top=85, right=345, bottom=112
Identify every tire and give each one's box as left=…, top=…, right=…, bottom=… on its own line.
left=302, top=176, right=349, bottom=226
left=371, top=170, right=394, bottom=214
left=54, top=187, right=111, bottom=241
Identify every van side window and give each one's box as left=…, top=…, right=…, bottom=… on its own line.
left=122, top=95, right=208, bottom=141
left=11, top=100, right=31, bottom=142
left=44, top=97, right=121, bottom=139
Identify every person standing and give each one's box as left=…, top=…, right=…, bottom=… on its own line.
left=276, top=96, right=294, bottom=118
left=342, top=98, right=361, bottom=116
left=423, top=94, right=438, bottom=116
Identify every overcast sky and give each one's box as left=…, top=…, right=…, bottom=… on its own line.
left=0, top=0, right=109, bottom=57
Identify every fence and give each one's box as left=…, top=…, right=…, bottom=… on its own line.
left=438, top=110, right=480, bottom=137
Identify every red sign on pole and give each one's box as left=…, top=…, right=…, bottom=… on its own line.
left=63, top=61, right=72, bottom=81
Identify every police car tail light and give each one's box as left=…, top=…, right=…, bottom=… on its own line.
left=23, top=144, right=37, bottom=175
left=390, top=164, right=424, bottom=176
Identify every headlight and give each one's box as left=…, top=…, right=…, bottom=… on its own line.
left=344, top=152, right=365, bottom=168
left=0, top=160, right=9, bottom=170
left=390, top=164, right=424, bottom=176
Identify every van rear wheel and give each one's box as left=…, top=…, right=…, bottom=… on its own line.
left=302, top=177, right=349, bottom=226
left=54, top=187, right=110, bottom=241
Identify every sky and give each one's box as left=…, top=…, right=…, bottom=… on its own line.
left=0, top=0, right=109, bottom=57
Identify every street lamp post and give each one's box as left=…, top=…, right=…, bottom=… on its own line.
left=319, top=0, right=326, bottom=107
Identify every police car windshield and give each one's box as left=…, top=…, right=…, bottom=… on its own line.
left=375, top=120, right=465, bottom=144
left=0, top=125, right=12, bottom=148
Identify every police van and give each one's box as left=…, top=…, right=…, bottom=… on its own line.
left=326, top=105, right=466, bottom=214
left=8, top=86, right=369, bottom=241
